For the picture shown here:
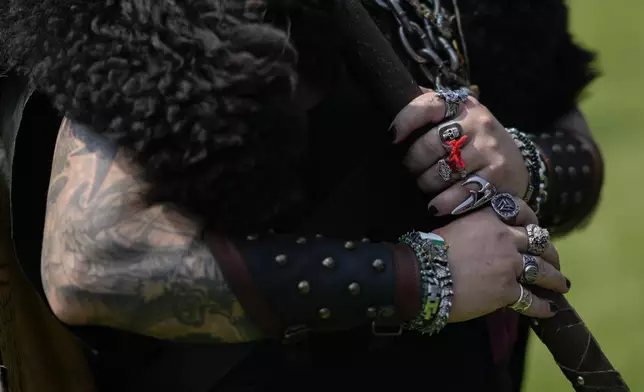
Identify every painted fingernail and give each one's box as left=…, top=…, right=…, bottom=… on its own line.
left=566, top=279, right=571, bottom=289
left=428, top=205, right=439, bottom=216
left=549, top=302, right=560, bottom=314
left=389, top=125, right=398, bottom=143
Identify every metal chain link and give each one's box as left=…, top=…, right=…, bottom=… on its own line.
left=372, top=0, right=475, bottom=94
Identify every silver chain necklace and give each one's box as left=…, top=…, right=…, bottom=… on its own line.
left=372, top=0, right=477, bottom=95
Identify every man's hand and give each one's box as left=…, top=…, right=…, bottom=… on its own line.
left=391, top=90, right=530, bottom=216
left=436, top=200, right=569, bottom=323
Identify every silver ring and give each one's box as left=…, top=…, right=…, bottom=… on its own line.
left=491, top=193, right=520, bottom=224
left=527, top=224, right=550, bottom=256
left=436, top=88, right=469, bottom=120
left=438, top=122, right=464, bottom=150
left=437, top=159, right=453, bottom=182
left=508, top=284, right=533, bottom=313
left=451, top=175, right=497, bottom=215
left=520, top=254, right=540, bottom=284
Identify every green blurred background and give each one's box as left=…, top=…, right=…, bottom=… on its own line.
left=524, top=0, right=644, bottom=390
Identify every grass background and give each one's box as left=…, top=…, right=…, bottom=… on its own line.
left=523, top=0, right=644, bottom=390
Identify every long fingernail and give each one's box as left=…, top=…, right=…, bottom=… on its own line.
left=549, top=302, right=560, bottom=313
left=428, top=205, right=439, bottom=216
left=566, top=279, right=571, bottom=289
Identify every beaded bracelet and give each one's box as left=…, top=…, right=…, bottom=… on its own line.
left=398, top=231, right=453, bottom=335
left=506, top=128, right=549, bottom=214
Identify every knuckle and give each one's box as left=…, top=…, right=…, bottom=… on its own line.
left=467, top=96, right=481, bottom=106
left=478, top=114, right=498, bottom=132
left=480, top=134, right=501, bottom=152
left=494, top=158, right=512, bottom=178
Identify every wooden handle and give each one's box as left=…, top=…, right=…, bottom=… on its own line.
left=530, top=289, right=629, bottom=391
left=332, top=0, right=421, bottom=125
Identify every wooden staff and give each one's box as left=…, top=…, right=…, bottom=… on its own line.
left=329, top=0, right=629, bottom=390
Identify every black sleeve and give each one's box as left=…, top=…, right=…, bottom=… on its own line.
left=531, top=125, right=604, bottom=235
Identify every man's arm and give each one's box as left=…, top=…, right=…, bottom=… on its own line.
left=42, top=118, right=264, bottom=343
left=42, top=119, right=421, bottom=344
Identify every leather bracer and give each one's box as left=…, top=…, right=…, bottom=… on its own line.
left=533, top=128, right=604, bottom=235
left=206, top=233, right=420, bottom=340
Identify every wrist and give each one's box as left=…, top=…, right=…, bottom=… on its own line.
left=398, top=231, right=453, bottom=335
left=506, top=128, right=549, bottom=214
left=209, top=232, right=426, bottom=341
left=389, top=243, right=423, bottom=322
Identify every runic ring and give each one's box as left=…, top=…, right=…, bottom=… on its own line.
left=436, top=88, right=470, bottom=120
left=490, top=193, right=520, bottom=224
left=527, top=224, right=550, bottom=256
left=520, top=254, right=540, bottom=284
left=509, top=284, right=533, bottom=313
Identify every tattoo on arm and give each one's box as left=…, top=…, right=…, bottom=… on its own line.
left=42, top=118, right=263, bottom=343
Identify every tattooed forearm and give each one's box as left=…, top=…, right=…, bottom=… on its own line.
left=41, top=118, right=263, bottom=343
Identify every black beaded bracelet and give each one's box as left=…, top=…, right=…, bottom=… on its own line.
left=398, top=231, right=453, bottom=335
left=506, top=128, right=549, bottom=214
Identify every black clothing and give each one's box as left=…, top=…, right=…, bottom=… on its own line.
left=0, top=0, right=596, bottom=391
left=0, top=63, right=512, bottom=392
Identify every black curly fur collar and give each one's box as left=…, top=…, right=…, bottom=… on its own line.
left=0, top=0, right=596, bottom=233
left=1, top=0, right=311, bottom=233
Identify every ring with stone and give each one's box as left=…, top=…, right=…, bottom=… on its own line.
left=527, top=224, right=550, bottom=256
left=520, top=254, right=540, bottom=284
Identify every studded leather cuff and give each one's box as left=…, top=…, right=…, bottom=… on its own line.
left=205, top=232, right=421, bottom=341
left=530, top=128, right=604, bottom=235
